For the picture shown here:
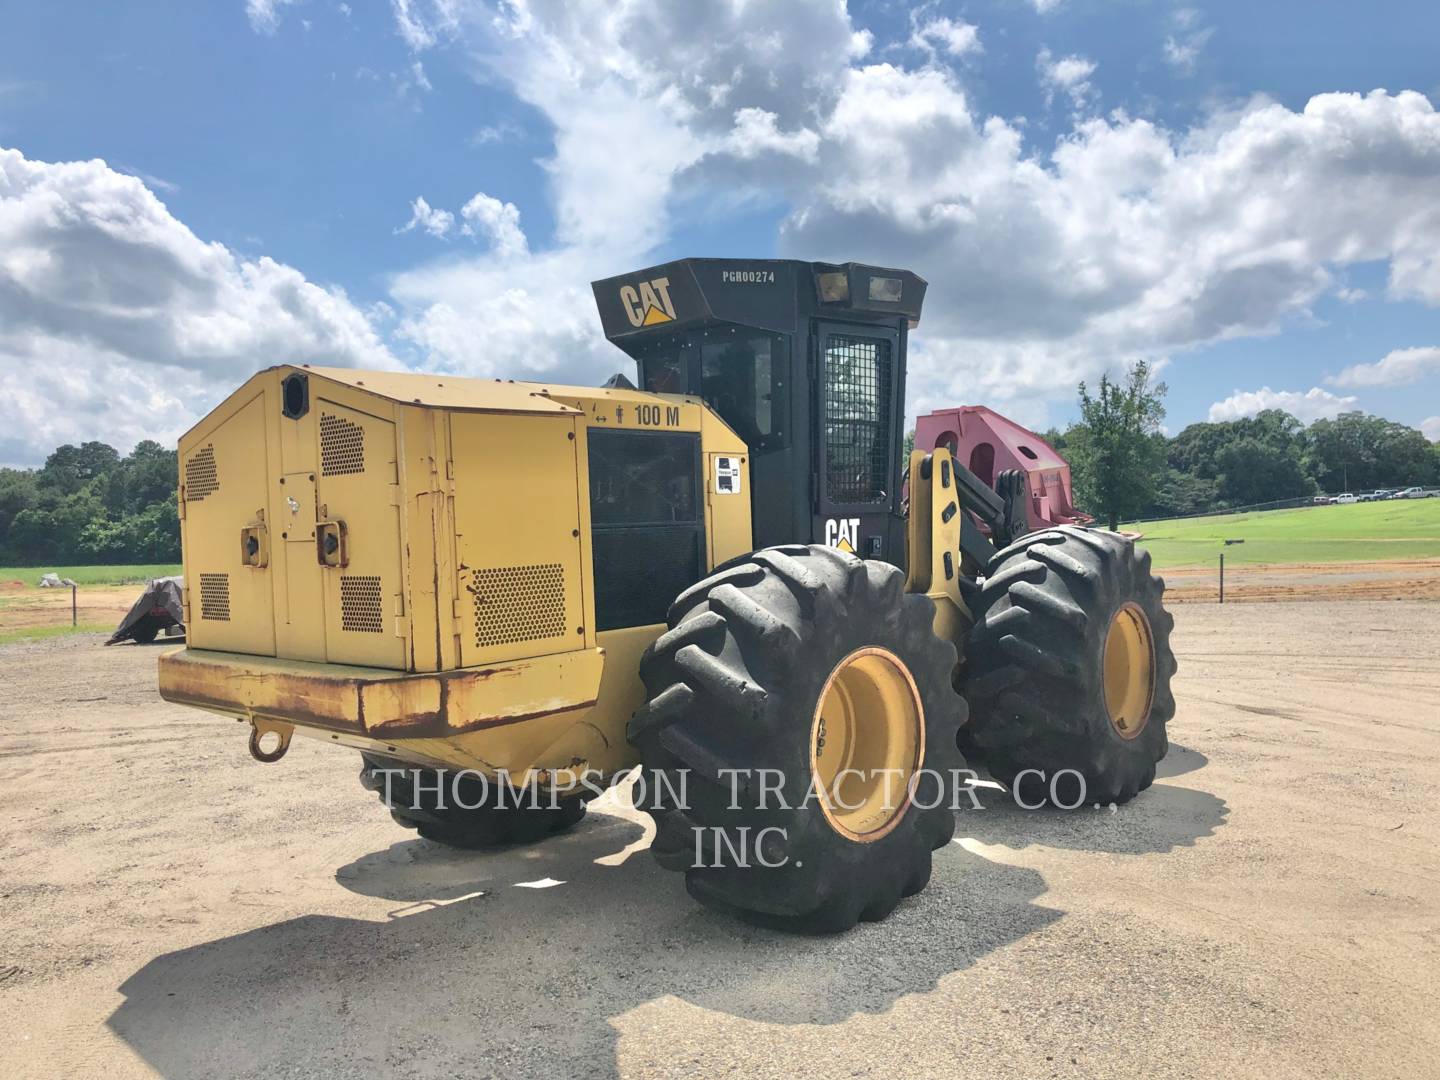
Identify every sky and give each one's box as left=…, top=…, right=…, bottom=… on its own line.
left=2, top=0, right=1439, bottom=467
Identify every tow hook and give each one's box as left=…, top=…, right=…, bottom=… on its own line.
left=248, top=718, right=295, bottom=763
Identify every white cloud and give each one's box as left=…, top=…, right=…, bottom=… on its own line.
left=1031, top=0, right=1064, bottom=12
left=0, top=147, right=393, bottom=465
left=1335, top=286, right=1368, bottom=303
left=459, top=192, right=528, bottom=257
left=1037, top=47, right=1097, bottom=109
left=390, top=0, right=460, bottom=50
left=1422, top=416, right=1440, bottom=441
left=723, top=108, right=821, bottom=162
left=246, top=0, right=302, bottom=34
left=469, top=121, right=520, bottom=145
left=395, top=196, right=455, bottom=238
left=374, top=2, right=1440, bottom=434
left=910, top=17, right=982, bottom=59
left=1327, top=345, right=1440, bottom=388
left=1163, top=10, right=1214, bottom=76
left=1208, top=387, right=1359, bottom=423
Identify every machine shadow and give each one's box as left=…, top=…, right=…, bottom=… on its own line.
left=958, top=765, right=1227, bottom=855
left=108, top=803, right=1058, bottom=1078
left=1155, top=743, right=1209, bottom=780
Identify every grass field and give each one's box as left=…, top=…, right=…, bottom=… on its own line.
left=0, top=564, right=181, bottom=587
left=0, top=622, right=113, bottom=646
left=1133, top=499, right=1440, bottom=568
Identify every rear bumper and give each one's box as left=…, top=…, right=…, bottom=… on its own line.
left=157, top=647, right=606, bottom=763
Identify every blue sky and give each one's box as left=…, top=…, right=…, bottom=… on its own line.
left=2, top=0, right=1439, bottom=465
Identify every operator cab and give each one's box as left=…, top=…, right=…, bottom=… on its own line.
left=592, top=259, right=926, bottom=566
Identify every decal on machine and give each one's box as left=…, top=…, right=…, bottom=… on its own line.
left=714, top=456, right=742, bottom=495
left=619, top=277, right=677, bottom=327
left=824, top=517, right=859, bottom=554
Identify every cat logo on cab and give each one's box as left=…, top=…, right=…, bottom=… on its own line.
left=824, top=517, right=860, bottom=554
left=619, top=277, right=677, bottom=327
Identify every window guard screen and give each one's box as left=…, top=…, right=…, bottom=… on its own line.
left=823, top=333, right=893, bottom=505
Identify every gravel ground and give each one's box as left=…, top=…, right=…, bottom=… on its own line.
left=1, top=601, right=1437, bottom=1078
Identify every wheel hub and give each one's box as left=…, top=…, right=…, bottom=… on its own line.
left=1103, top=602, right=1157, bottom=740
left=810, top=647, right=925, bottom=842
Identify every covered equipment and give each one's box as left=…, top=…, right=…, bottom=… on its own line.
left=107, top=576, right=184, bottom=645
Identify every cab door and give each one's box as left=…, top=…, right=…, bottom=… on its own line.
left=811, top=321, right=903, bottom=562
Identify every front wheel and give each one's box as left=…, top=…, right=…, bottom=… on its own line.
left=629, top=545, right=967, bottom=933
left=963, top=527, right=1177, bottom=806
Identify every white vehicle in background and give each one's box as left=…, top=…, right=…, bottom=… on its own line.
left=1335, top=493, right=1359, bottom=504
left=1396, top=486, right=1427, bottom=499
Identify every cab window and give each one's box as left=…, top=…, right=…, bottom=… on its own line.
left=699, top=325, right=788, bottom=453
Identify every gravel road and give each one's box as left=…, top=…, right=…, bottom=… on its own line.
left=1, top=601, right=1437, bottom=1078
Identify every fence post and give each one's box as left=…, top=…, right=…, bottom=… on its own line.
left=1219, top=552, right=1224, bottom=605
left=71, top=584, right=77, bottom=627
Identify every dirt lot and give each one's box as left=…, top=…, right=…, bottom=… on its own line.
left=0, top=581, right=139, bottom=636
left=1163, top=557, right=1440, bottom=602
left=2, top=602, right=1438, bottom=1078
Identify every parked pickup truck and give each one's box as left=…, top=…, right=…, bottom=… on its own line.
left=1395, top=487, right=1430, bottom=499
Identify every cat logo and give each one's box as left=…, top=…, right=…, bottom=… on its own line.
left=824, top=517, right=860, bottom=554
left=620, top=277, right=676, bottom=327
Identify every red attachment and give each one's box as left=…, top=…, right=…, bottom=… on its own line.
left=915, top=405, right=1092, bottom=531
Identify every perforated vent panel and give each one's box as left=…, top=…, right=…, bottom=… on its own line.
left=185, top=445, right=219, bottom=501
left=472, top=564, right=567, bottom=648
left=339, top=575, right=385, bottom=633
left=320, top=413, right=365, bottom=476
left=199, top=573, right=230, bottom=620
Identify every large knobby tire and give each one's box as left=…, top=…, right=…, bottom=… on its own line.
left=964, top=526, right=1176, bottom=806
left=359, top=753, right=586, bottom=848
left=629, top=545, right=966, bottom=933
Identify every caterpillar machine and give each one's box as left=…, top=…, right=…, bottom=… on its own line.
left=159, top=259, right=1176, bottom=932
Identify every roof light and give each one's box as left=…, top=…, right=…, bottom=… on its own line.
left=868, top=276, right=903, bottom=302
left=817, top=271, right=849, bottom=302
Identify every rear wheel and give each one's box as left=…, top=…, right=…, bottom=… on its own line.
left=630, top=545, right=966, bottom=933
left=963, top=527, right=1176, bottom=806
left=359, top=753, right=586, bottom=848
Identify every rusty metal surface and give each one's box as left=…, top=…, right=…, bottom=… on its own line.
left=157, top=646, right=606, bottom=740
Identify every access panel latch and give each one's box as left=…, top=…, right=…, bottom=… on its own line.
left=240, top=520, right=269, bottom=568
left=317, top=520, right=348, bottom=568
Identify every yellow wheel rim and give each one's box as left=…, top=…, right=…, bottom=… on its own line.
left=1103, top=602, right=1156, bottom=740
left=810, top=647, right=925, bottom=842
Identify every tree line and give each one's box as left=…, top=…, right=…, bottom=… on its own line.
left=0, top=441, right=180, bottom=565
left=4, top=378, right=1438, bottom=566
left=1042, top=361, right=1440, bottom=527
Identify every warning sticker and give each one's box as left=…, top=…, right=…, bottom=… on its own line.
left=714, top=456, right=742, bottom=495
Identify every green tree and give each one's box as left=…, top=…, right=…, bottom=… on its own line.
left=1068, top=360, right=1168, bottom=530
left=1142, top=468, right=1220, bottom=519
left=1306, top=412, right=1438, bottom=492
left=0, top=468, right=40, bottom=543
left=0, top=440, right=181, bottom=565
left=1215, top=436, right=1314, bottom=506
left=38, top=441, right=121, bottom=495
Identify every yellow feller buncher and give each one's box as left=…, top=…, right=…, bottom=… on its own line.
left=159, top=259, right=1177, bottom=932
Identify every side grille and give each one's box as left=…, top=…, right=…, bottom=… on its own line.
left=184, top=445, right=219, bottom=501
left=320, top=413, right=365, bottom=476
left=340, top=575, right=385, bottom=633
left=472, top=564, right=567, bottom=648
left=199, top=573, right=230, bottom=620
